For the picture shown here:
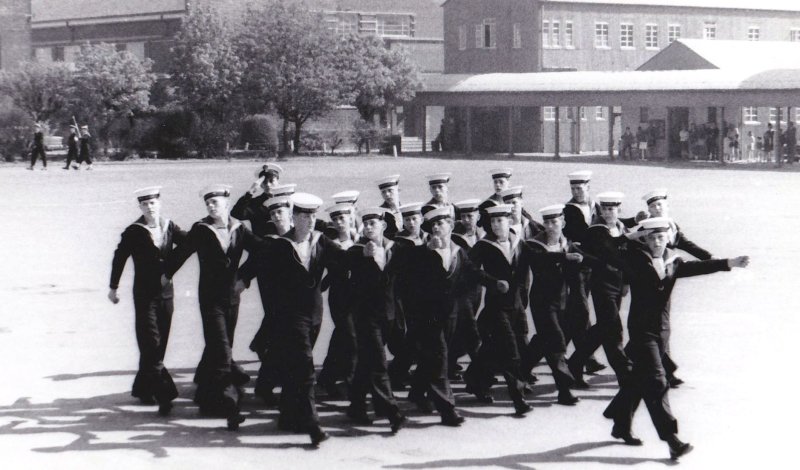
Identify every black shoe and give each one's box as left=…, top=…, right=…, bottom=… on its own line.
left=668, top=376, right=685, bottom=388
left=585, top=358, right=607, bottom=374
left=309, top=426, right=330, bottom=446
left=520, top=372, right=538, bottom=384
left=612, top=426, right=643, bottom=446
left=346, top=407, right=373, bottom=425
left=389, top=413, right=407, bottom=433
left=514, top=401, right=532, bottom=416
left=669, top=440, right=693, bottom=460
left=568, top=359, right=589, bottom=389
left=157, top=401, right=173, bottom=416
left=227, top=413, right=246, bottom=431
left=440, top=410, right=465, bottom=426
left=557, top=391, right=579, bottom=406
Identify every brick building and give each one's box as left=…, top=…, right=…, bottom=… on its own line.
left=0, top=0, right=32, bottom=70
left=436, top=0, right=800, bottom=154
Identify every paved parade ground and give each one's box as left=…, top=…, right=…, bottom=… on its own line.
left=0, top=157, right=797, bottom=469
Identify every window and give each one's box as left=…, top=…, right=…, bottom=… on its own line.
left=620, top=23, right=634, bottom=49
left=596, top=106, right=606, bottom=120
left=543, top=20, right=550, bottom=47
left=115, top=43, right=127, bottom=52
left=704, top=22, right=716, bottom=40
left=475, top=24, right=483, bottom=48
left=743, top=107, right=759, bottom=123
left=580, top=107, right=586, bottom=121
left=645, top=24, right=659, bottom=49
left=565, top=21, right=574, bottom=47
left=459, top=25, right=467, bottom=50
left=748, top=26, right=760, bottom=41
left=668, top=24, right=681, bottom=43
left=796, top=107, right=800, bottom=123
left=377, top=14, right=414, bottom=37
left=552, top=21, right=560, bottom=47
left=770, top=107, right=784, bottom=124
left=512, top=23, right=522, bottom=49
left=51, top=46, right=65, bottom=62
left=792, top=29, right=800, bottom=42
left=360, top=14, right=378, bottom=35
left=640, top=107, right=649, bottom=123
left=595, top=22, right=609, bottom=48
left=482, top=18, right=496, bottom=49
left=543, top=106, right=556, bottom=121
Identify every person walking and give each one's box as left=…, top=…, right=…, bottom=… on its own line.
left=28, top=123, right=47, bottom=170
left=109, top=187, right=186, bottom=415
left=77, top=125, right=93, bottom=169
left=63, top=125, right=79, bottom=170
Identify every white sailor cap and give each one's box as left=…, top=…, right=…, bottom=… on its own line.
left=360, top=207, right=386, bottom=222
left=484, top=204, right=514, bottom=217
left=80, top=125, right=89, bottom=130
left=326, top=203, right=354, bottom=219
left=270, top=183, right=297, bottom=198
left=539, top=204, right=565, bottom=220
left=399, top=202, right=424, bottom=217
left=499, top=185, right=524, bottom=201
left=199, top=184, right=232, bottom=200
left=640, top=217, right=672, bottom=233
left=423, top=206, right=453, bottom=223
left=376, top=174, right=400, bottom=190
left=134, top=186, right=161, bottom=202
left=264, top=195, right=291, bottom=212
left=291, top=192, right=323, bottom=213
left=597, top=191, right=624, bottom=206
left=490, top=167, right=513, bottom=179
left=642, top=189, right=668, bottom=206
left=255, top=163, right=283, bottom=179
left=427, top=173, right=452, bottom=186
left=568, top=170, right=593, bottom=184
left=454, top=198, right=482, bottom=212
left=332, top=190, right=360, bottom=205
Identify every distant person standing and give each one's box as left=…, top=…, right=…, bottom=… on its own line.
left=706, top=122, right=719, bottom=161
left=763, top=123, right=775, bottom=162
left=620, top=127, right=635, bottom=160
left=77, top=125, right=93, bottom=170
left=678, top=126, right=690, bottom=160
left=63, top=125, right=79, bottom=170
left=785, top=121, right=796, bottom=163
left=746, top=131, right=756, bottom=162
left=109, top=187, right=186, bottom=415
left=28, top=123, right=47, bottom=170
left=636, top=126, right=648, bottom=161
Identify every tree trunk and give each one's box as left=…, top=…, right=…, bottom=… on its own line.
left=293, top=120, right=302, bottom=155
left=281, top=118, right=289, bottom=156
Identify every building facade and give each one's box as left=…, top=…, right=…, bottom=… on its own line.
left=0, top=0, right=32, bottom=70
left=439, top=0, right=800, bottom=154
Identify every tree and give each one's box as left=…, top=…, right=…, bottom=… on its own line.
left=170, top=4, right=245, bottom=156
left=336, top=34, right=422, bottom=123
left=0, top=61, right=74, bottom=124
left=72, top=43, right=156, bottom=154
left=236, top=1, right=343, bottom=154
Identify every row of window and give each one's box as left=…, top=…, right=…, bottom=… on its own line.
left=34, top=42, right=145, bottom=63
left=542, top=106, right=607, bottom=121
left=324, top=12, right=415, bottom=38
left=743, top=106, right=800, bottom=124
left=458, top=19, right=800, bottom=51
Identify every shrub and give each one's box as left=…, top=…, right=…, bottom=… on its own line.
left=0, top=107, right=31, bottom=162
left=300, top=130, right=344, bottom=155
left=350, top=119, right=387, bottom=154
left=240, top=114, right=278, bottom=155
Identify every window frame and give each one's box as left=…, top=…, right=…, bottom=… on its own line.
left=668, top=24, right=681, bottom=43
left=543, top=106, right=556, bottom=121
left=595, top=22, right=610, bottom=49
left=791, top=28, right=800, bottom=42
left=747, top=26, right=760, bottom=41
left=459, top=24, right=467, bottom=50
left=703, top=22, right=717, bottom=40
left=620, top=23, right=635, bottom=49
left=564, top=21, right=574, bottom=48
left=551, top=20, right=561, bottom=48
left=596, top=106, right=606, bottom=121
left=645, top=23, right=659, bottom=50
left=743, top=106, right=759, bottom=124
left=543, top=20, right=551, bottom=47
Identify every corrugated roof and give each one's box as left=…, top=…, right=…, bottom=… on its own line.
left=639, top=39, right=800, bottom=71
left=540, top=0, right=800, bottom=13
left=31, top=0, right=186, bottom=23
left=421, top=68, right=800, bottom=94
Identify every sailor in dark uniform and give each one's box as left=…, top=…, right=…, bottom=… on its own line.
left=405, top=207, right=500, bottom=425
left=447, top=199, right=485, bottom=380
left=633, top=189, right=715, bottom=388
left=331, top=190, right=362, bottom=235
left=28, top=123, right=47, bottom=170
left=77, top=125, right=93, bottom=169
left=345, top=207, right=406, bottom=433
left=238, top=194, right=294, bottom=406
left=230, top=163, right=284, bottom=236
left=522, top=204, right=584, bottom=406
left=269, top=192, right=346, bottom=446
left=464, top=204, right=533, bottom=416
left=562, top=171, right=607, bottom=376
left=109, top=186, right=186, bottom=415
left=601, top=217, right=749, bottom=460
left=422, top=173, right=455, bottom=217
left=387, top=202, right=428, bottom=389
left=317, top=203, right=359, bottom=398
left=487, top=167, right=513, bottom=203
left=568, top=191, right=632, bottom=388
left=166, top=184, right=260, bottom=430
left=376, top=174, right=403, bottom=239
left=63, top=125, right=79, bottom=170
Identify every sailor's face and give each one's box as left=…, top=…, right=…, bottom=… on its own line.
left=270, top=206, right=292, bottom=233
left=332, top=213, right=351, bottom=233
left=430, top=183, right=448, bottom=202
left=362, top=218, right=385, bottom=241
left=490, top=216, right=510, bottom=240
left=403, top=214, right=421, bottom=234
left=648, top=199, right=669, bottom=218
left=600, top=204, right=620, bottom=223
left=205, top=196, right=228, bottom=217
left=293, top=211, right=316, bottom=232
left=139, top=197, right=161, bottom=219
left=460, top=211, right=478, bottom=228
left=543, top=216, right=564, bottom=236
left=646, top=231, right=669, bottom=257
left=381, top=186, right=399, bottom=205
left=431, top=218, right=453, bottom=239
left=571, top=183, right=589, bottom=203
left=493, top=177, right=509, bottom=194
